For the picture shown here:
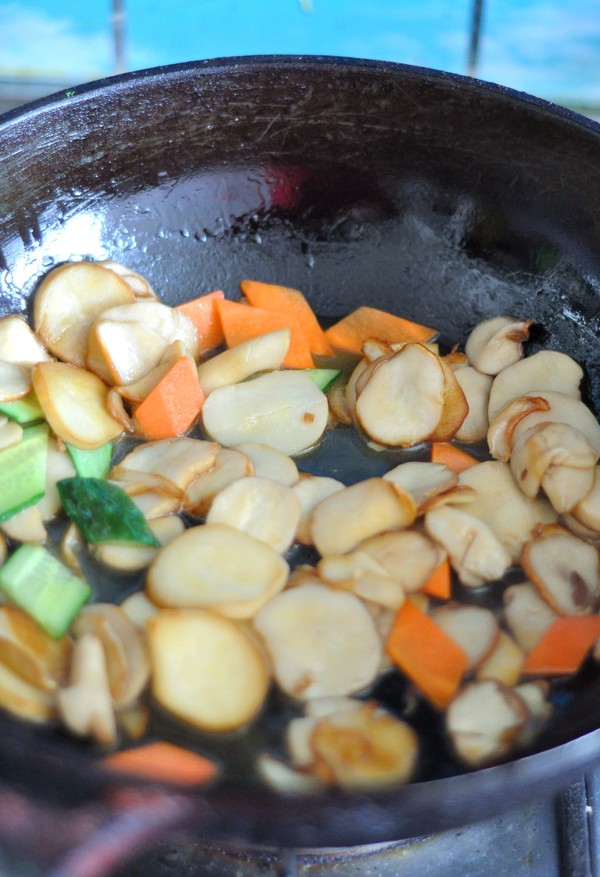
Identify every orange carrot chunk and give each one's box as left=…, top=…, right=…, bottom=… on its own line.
left=522, top=616, right=600, bottom=677
left=385, top=599, right=469, bottom=709
left=240, top=279, right=334, bottom=357
left=104, top=741, right=219, bottom=787
left=134, top=356, right=204, bottom=441
left=422, top=558, right=452, bottom=600
left=216, top=298, right=314, bottom=369
left=431, top=442, right=479, bottom=474
left=176, top=290, right=225, bottom=356
left=325, top=305, right=438, bottom=355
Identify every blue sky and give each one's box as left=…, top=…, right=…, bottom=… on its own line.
left=1, top=0, right=599, bottom=104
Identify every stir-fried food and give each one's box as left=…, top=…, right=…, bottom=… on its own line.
left=0, top=261, right=597, bottom=793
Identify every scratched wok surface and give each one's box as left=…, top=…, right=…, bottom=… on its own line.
left=0, top=57, right=600, bottom=849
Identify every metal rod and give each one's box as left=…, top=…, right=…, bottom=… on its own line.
left=467, top=0, right=485, bottom=78
left=112, top=0, right=126, bottom=74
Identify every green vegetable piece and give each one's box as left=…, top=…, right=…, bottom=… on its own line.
left=0, top=392, right=44, bottom=424
left=303, top=368, right=342, bottom=391
left=0, top=422, right=48, bottom=523
left=67, top=441, right=113, bottom=480
left=57, top=477, right=161, bottom=547
left=0, top=543, right=91, bottom=638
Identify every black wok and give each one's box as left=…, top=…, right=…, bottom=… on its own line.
left=1, top=56, right=600, bottom=862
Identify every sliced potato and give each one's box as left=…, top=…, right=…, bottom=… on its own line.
left=197, top=329, right=290, bottom=394
left=257, top=753, right=324, bottom=794
left=357, top=529, right=444, bottom=593
left=0, top=418, right=23, bottom=451
left=475, top=631, right=525, bottom=687
left=503, top=582, right=559, bottom=652
left=1, top=506, right=47, bottom=543
left=34, top=261, right=135, bottom=366
left=0, top=658, right=56, bottom=722
left=57, top=633, right=117, bottom=746
left=520, top=524, right=600, bottom=615
left=36, top=436, right=77, bottom=521
left=513, top=681, right=553, bottom=746
left=184, top=447, right=253, bottom=515
left=453, top=366, right=493, bottom=442
left=432, top=604, right=499, bottom=670
left=292, top=474, right=345, bottom=545
left=570, top=466, right=600, bottom=533
left=446, top=679, right=527, bottom=767
left=0, top=361, right=32, bottom=401
left=354, top=344, right=446, bottom=447
left=310, top=478, right=416, bottom=557
left=488, top=350, right=583, bottom=421
left=464, top=316, right=530, bottom=376
left=318, top=551, right=406, bottom=610
left=100, top=260, right=158, bottom=300
left=202, top=370, right=329, bottom=456
left=0, top=605, right=71, bottom=692
left=509, top=391, right=600, bottom=454
left=455, top=461, right=557, bottom=561
left=112, top=437, right=219, bottom=494
left=383, top=461, right=457, bottom=509
left=427, top=355, right=469, bottom=443
left=32, top=361, right=123, bottom=449
left=147, top=523, right=289, bottom=619
left=93, top=515, right=184, bottom=572
left=206, top=476, right=301, bottom=554
left=424, top=505, right=512, bottom=588
left=234, top=442, right=298, bottom=487
left=0, top=315, right=51, bottom=366
left=253, top=583, right=382, bottom=699
left=487, top=395, right=551, bottom=462
left=120, top=590, right=159, bottom=629
left=310, top=702, right=419, bottom=790
left=147, top=608, right=269, bottom=732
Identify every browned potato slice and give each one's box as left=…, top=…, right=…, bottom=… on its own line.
left=383, top=461, right=457, bottom=508
left=475, top=631, right=525, bottom=686
left=100, top=261, right=158, bottom=300
left=1, top=506, right=47, bottom=543
left=427, top=355, right=469, bottom=443
left=424, top=506, right=512, bottom=587
left=488, top=350, right=583, bottom=421
left=503, top=582, right=559, bottom=652
left=253, top=583, right=381, bottom=699
left=0, top=605, right=70, bottom=692
left=0, top=361, right=32, bottom=401
left=147, top=609, right=269, bottom=732
left=310, top=702, right=419, bottom=790
left=455, top=461, right=557, bottom=561
left=309, top=478, right=416, bottom=557
left=147, top=523, right=289, bottom=619
left=34, top=262, right=135, bottom=366
left=432, top=604, right=499, bottom=670
left=0, top=315, right=51, bottom=365
left=357, top=529, right=445, bottom=593
left=206, top=476, right=301, bottom=554
left=318, top=551, right=406, bottom=610
left=72, top=604, right=150, bottom=708
left=354, top=344, right=446, bottom=447
left=0, top=659, right=56, bottom=723
left=234, top=442, right=298, bottom=487
left=509, top=391, right=600, bottom=454
left=57, top=633, right=117, bottom=746
left=520, top=524, right=600, bottom=614
left=120, top=591, right=159, bottom=629
left=112, top=437, right=219, bottom=494
left=487, top=395, right=551, bottom=462
left=465, top=316, right=531, bottom=376
left=570, top=466, right=600, bottom=533
left=184, top=447, right=253, bottom=515
left=446, top=679, right=527, bottom=767
left=32, top=361, right=123, bottom=449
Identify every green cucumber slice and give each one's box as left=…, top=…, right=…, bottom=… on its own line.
left=302, top=368, right=342, bottom=391
left=0, top=392, right=44, bottom=424
left=67, top=442, right=113, bottom=480
left=57, top=477, right=160, bottom=547
left=0, top=543, right=91, bottom=638
left=0, top=422, right=48, bottom=523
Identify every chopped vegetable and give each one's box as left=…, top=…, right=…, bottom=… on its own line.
left=325, top=305, right=437, bottom=355
left=134, top=356, right=205, bottom=441
left=302, top=368, right=342, bottom=391
left=421, top=559, right=452, bottom=600
left=196, top=329, right=290, bottom=395
left=240, top=279, right=334, bottom=357
left=67, top=441, right=113, bottom=480
left=0, top=543, right=91, bottom=638
left=216, top=298, right=314, bottom=369
left=176, top=290, right=225, bottom=355
left=57, top=478, right=160, bottom=547
left=104, top=741, right=219, bottom=786
left=0, top=422, right=48, bottom=522
left=430, top=442, right=479, bottom=474
left=0, top=392, right=44, bottom=424
left=522, top=616, right=600, bottom=676
left=385, top=599, right=469, bottom=709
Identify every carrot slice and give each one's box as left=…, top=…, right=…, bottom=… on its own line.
left=385, top=599, right=469, bottom=709
left=176, top=290, right=225, bottom=356
left=216, top=298, right=314, bottom=369
left=422, top=558, right=452, bottom=600
left=522, top=616, right=600, bottom=677
left=104, top=741, right=219, bottom=786
left=325, top=306, right=438, bottom=355
left=134, top=356, right=205, bottom=441
left=240, top=279, right=333, bottom=357
left=431, top=442, right=479, bottom=474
